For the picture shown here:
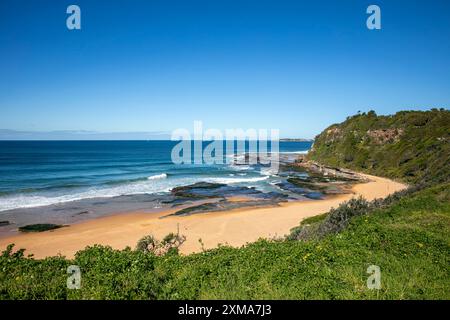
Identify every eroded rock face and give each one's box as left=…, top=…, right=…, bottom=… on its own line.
left=366, top=128, right=404, bottom=144
left=316, top=126, right=344, bottom=146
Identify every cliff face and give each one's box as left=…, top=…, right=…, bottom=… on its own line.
left=307, top=109, right=450, bottom=185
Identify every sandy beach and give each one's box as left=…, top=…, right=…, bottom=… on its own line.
left=0, top=173, right=407, bottom=259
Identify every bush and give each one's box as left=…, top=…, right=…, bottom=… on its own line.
left=290, top=197, right=370, bottom=241
left=135, top=233, right=186, bottom=256
left=136, top=235, right=157, bottom=253
left=316, top=197, right=371, bottom=236
left=288, top=184, right=430, bottom=242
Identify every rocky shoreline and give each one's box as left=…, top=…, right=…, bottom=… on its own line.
left=292, top=155, right=369, bottom=182
left=0, top=154, right=370, bottom=232
left=163, top=155, right=369, bottom=217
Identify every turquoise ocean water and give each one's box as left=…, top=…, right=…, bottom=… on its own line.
left=0, top=140, right=312, bottom=213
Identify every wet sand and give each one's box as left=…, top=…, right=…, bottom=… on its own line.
left=0, top=173, right=407, bottom=259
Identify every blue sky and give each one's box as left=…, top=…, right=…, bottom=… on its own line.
left=0, top=0, right=449, bottom=139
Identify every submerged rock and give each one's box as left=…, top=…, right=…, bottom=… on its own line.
left=171, top=182, right=227, bottom=198
left=275, top=181, right=325, bottom=200
left=18, top=223, right=63, bottom=233
left=276, top=181, right=309, bottom=194
left=171, top=182, right=264, bottom=199
left=72, top=210, right=91, bottom=217
left=167, top=199, right=280, bottom=217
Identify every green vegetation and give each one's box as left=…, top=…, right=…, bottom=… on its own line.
left=288, top=185, right=427, bottom=242
left=18, top=224, right=63, bottom=233
left=135, top=232, right=186, bottom=256
left=0, top=109, right=448, bottom=299
left=308, top=109, right=450, bottom=185
left=1, top=183, right=449, bottom=299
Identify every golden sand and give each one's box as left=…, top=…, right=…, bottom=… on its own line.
left=0, top=173, right=406, bottom=259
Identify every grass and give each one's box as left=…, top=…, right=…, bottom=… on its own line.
left=1, top=183, right=449, bottom=299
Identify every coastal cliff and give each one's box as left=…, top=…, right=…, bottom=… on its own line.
left=307, top=109, right=450, bottom=185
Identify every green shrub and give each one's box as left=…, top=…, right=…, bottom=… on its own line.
left=135, top=233, right=186, bottom=256
left=136, top=235, right=157, bottom=253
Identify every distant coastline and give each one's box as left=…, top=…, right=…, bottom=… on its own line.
left=280, top=138, right=314, bottom=142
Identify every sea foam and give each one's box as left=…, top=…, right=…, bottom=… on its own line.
left=147, top=173, right=167, bottom=180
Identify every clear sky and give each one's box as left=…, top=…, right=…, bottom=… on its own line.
left=1, top=0, right=449, bottom=139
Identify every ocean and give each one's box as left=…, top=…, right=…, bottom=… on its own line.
left=0, top=140, right=312, bottom=215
